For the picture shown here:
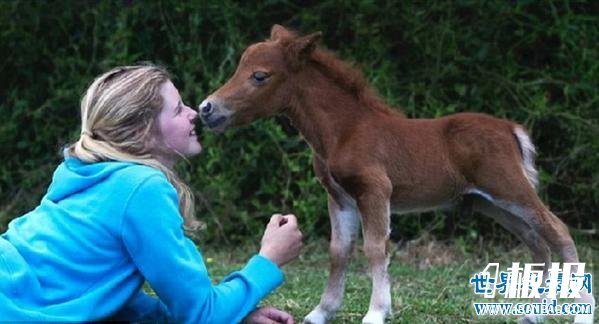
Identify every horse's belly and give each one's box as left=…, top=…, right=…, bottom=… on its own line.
left=389, top=187, right=458, bottom=215
left=390, top=201, right=456, bottom=215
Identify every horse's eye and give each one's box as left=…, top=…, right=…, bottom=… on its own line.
left=251, top=71, right=270, bottom=83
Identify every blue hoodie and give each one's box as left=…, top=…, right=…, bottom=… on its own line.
left=0, top=156, right=283, bottom=323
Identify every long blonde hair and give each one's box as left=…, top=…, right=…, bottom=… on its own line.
left=68, top=64, right=201, bottom=235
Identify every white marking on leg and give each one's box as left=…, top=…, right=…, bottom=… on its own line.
left=303, top=306, right=329, bottom=324
left=362, top=310, right=386, bottom=324
left=305, top=201, right=360, bottom=323
left=363, top=263, right=391, bottom=324
left=362, top=202, right=391, bottom=324
left=336, top=208, right=360, bottom=249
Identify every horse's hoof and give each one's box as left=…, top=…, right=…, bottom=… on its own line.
left=303, top=307, right=329, bottom=324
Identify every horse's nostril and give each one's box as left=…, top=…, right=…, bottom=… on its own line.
left=201, top=101, right=213, bottom=116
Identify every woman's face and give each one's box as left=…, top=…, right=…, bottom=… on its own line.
left=155, top=80, right=202, bottom=166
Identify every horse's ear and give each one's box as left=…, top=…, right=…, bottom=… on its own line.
left=287, top=31, right=322, bottom=63
left=271, top=24, right=291, bottom=41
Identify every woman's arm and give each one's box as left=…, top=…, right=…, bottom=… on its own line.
left=120, top=175, right=284, bottom=324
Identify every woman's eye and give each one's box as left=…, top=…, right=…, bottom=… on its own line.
left=251, top=71, right=269, bottom=82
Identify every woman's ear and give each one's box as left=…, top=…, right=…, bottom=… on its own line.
left=146, top=126, right=164, bottom=155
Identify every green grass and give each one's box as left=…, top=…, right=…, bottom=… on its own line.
left=195, top=238, right=597, bottom=323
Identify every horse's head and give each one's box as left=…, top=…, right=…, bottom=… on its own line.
left=199, top=24, right=321, bottom=132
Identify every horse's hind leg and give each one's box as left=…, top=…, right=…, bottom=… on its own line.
left=472, top=195, right=551, bottom=274
left=498, top=199, right=595, bottom=323
left=472, top=196, right=551, bottom=324
left=521, top=201, right=595, bottom=323
left=304, top=195, right=360, bottom=324
left=473, top=162, right=595, bottom=323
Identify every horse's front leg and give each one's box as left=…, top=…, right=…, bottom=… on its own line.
left=357, top=174, right=393, bottom=324
left=304, top=195, right=360, bottom=324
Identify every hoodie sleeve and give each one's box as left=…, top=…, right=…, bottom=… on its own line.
left=120, top=174, right=283, bottom=324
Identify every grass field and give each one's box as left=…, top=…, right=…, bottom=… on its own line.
left=196, top=237, right=597, bottom=323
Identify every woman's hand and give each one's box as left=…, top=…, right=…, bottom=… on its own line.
left=245, top=306, right=294, bottom=324
left=259, top=214, right=303, bottom=267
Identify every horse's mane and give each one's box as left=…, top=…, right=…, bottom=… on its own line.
left=309, top=47, right=402, bottom=116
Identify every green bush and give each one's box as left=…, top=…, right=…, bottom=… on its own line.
left=1, top=1, right=597, bottom=244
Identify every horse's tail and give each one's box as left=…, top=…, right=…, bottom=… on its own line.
left=513, top=126, right=539, bottom=191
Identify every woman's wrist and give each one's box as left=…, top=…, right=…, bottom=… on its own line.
left=258, top=249, right=280, bottom=267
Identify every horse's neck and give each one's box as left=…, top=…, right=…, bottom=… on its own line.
left=284, top=69, right=368, bottom=159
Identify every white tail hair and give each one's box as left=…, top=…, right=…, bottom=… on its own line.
left=514, top=127, right=539, bottom=190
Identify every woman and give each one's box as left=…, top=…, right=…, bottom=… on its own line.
left=0, top=64, right=302, bottom=323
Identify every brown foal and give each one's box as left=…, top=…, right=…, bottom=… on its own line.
left=199, top=25, right=594, bottom=324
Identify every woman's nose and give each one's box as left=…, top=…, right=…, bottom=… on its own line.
left=183, top=106, right=197, bottom=124
left=188, top=106, right=199, bottom=119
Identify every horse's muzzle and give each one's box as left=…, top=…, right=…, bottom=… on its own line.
left=202, top=115, right=227, bottom=129
left=198, top=99, right=230, bottom=131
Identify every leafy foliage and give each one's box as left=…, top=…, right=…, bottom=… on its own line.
left=1, top=1, right=597, bottom=243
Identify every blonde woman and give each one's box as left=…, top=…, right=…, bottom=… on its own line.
left=0, top=64, right=302, bottom=323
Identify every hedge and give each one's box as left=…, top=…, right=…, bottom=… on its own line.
left=1, top=0, right=597, bottom=244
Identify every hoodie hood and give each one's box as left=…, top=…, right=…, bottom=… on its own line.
left=45, top=154, right=135, bottom=202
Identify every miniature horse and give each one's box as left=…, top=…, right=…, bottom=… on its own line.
left=199, top=25, right=594, bottom=324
